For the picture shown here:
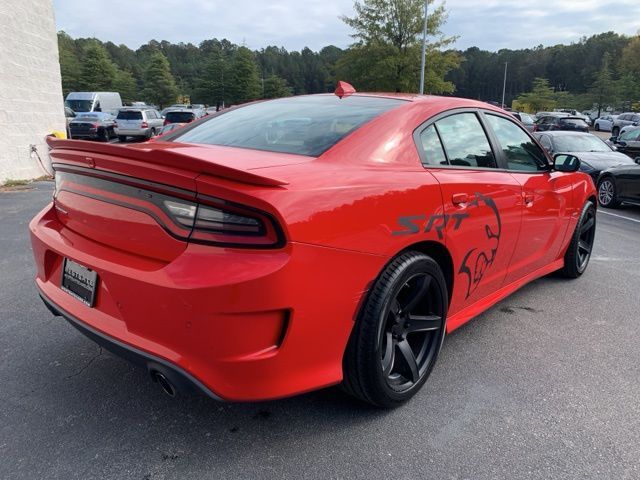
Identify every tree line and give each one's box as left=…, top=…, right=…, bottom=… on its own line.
left=57, top=0, right=639, bottom=112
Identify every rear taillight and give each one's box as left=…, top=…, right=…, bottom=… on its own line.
left=92, top=123, right=99, bottom=129
left=532, top=124, right=538, bottom=132
left=141, top=122, right=149, bottom=128
left=113, top=121, right=118, bottom=128
left=164, top=119, right=169, bottom=126
left=162, top=197, right=283, bottom=248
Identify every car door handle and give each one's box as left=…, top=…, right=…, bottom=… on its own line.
left=452, top=193, right=469, bottom=205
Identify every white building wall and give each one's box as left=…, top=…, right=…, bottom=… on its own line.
left=0, top=0, right=65, bottom=182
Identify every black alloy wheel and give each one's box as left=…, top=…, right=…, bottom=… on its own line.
left=598, top=178, right=620, bottom=208
left=562, top=201, right=596, bottom=278
left=379, top=272, right=444, bottom=392
left=343, top=252, right=447, bottom=407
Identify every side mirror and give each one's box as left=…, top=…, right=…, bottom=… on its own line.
left=609, top=136, right=618, bottom=143
left=618, top=141, right=628, bottom=147
left=554, top=153, right=581, bottom=172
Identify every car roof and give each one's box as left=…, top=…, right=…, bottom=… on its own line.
left=165, top=108, right=196, bottom=113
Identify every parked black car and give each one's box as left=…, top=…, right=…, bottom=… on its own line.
left=609, top=127, right=640, bottom=159
left=597, top=163, right=640, bottom=208
left=68, top=113, right=116, bottom=141
left=535, top=115, right=589, bottom=133
left=534, top=131, right=636, bottom=182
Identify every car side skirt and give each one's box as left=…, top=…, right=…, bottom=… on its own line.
left=446, top=258, right=564, bottom=332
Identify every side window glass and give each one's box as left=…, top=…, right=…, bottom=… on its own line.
left=539, top=135, right=552, bottom=151
left=486, top=114, right=548, bottom=171
left=435, top=113, right=497, bottom=168
left=419, top=125, right=448, bottom=166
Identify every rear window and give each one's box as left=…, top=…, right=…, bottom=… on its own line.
left=166, top=112, right=195, bottom=123
left=559, top=118, right=588, bottom=126
left=117, top=110, right=143, bottom=120
left=171, top=95, right=406, bottom=156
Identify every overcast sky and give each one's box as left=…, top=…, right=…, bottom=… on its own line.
left=53, top=0, right=639, bottom=52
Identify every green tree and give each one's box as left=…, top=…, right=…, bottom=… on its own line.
left=58, top=32, right=82, bottom=96
left=79, top=42, right=117, bottom=91
left=141, top=53, right=178, bottom=108
left=337, top=0, right=460, bottom=93
left=263, top=74, right=293, bottom=99
left=515, top=78, right=557, bottom=112
left=192, top=49, right=231, bottom=107
left=619, top=35, right=640, bottom=79
left=229, top=47, right=261, bottom=104
left=589, top=53, right=617, bottom=117
left=113, top=69, right=138, bottom=103
left=615, top=73, right=639, bottom=111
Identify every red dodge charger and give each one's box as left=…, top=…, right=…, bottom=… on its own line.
left=30, top=89, right=597, bottom=407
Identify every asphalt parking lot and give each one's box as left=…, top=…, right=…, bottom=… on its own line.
left=1, top=182, right=639, bottom=480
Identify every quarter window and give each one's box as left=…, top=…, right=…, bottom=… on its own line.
left=419, top=125, right=448, bottom=166
left=434, top=113, right=497, bottom=168
left=486, top=115, right=548, bottom=171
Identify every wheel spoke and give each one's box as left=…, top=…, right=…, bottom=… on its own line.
left=578, top=239, right=592, bottom=254
left=397, top=339, right=419, bottom=383
left=382, top=332, right=396, bottom=376
left=581, top=217, right=595, bottom=234
left=403, top=275, right=431, bottom=312
left=407, top=314, right=442, bottom=333
left=389, top=300, right=401, bottom=319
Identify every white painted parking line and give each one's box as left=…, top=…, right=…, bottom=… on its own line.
left=598, top=210, right=640, bottom=224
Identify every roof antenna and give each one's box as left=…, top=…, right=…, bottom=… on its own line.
left=335, top=81, right=356, bottom=99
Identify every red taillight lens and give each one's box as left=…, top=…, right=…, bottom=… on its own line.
left=164, top=119, right=169, bottom=126
left=141, top=122, right=149, bottom=128
left=92, top=123, right=99, bottom=129
left=162, top=197, right=283, bottom=248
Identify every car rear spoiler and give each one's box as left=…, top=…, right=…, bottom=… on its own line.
left=46, top=137, right=288, bottom=187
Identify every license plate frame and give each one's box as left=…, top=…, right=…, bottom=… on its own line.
left=61, top=258, right=98, bottom=307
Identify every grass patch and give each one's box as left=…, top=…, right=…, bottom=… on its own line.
left=2, top=179, right=30, bottom=187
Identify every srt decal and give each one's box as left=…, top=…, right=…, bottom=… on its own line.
left=458, top=193, right=502, bottom=299
left=392, top=213, right=469, bottom=240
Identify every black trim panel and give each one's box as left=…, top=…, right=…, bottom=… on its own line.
left=38, top=288, right=223, bottom=401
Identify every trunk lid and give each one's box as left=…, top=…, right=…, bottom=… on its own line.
left=47, top=138, right=300, bottom=261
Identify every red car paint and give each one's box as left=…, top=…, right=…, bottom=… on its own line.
left=30, top=94, right=596, bottom=401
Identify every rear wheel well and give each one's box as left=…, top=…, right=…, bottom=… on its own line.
left=399, top=241, right=454, bottom=306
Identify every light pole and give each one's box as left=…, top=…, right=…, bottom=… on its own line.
left=419, top=0, right=429, bottom=95
left=501, top=61, right=508, bottom=109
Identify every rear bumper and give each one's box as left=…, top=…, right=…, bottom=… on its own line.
left=114, top=128, right=151, bottom=137
left=39, top=290, right=222, bottom=400
left=30, top=203, right=386, bottom=401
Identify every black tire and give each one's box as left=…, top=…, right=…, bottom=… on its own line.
left=598, top=177, right=620, bottom=209
left=343, top=251, right=447, bottom=408
left=612, top=127, right=620, bottom=137
left=98, top=128, right=109, bottom=142
left=561, top=201, right=596, bottom=278
left=595, top=124, right=600, bottom=131
left=118, top=135, right=127, bottom=143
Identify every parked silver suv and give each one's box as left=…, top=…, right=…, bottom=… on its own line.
left=114, top=108, right=164, bottom=142
left=611, top=112, right=640, bottom=137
